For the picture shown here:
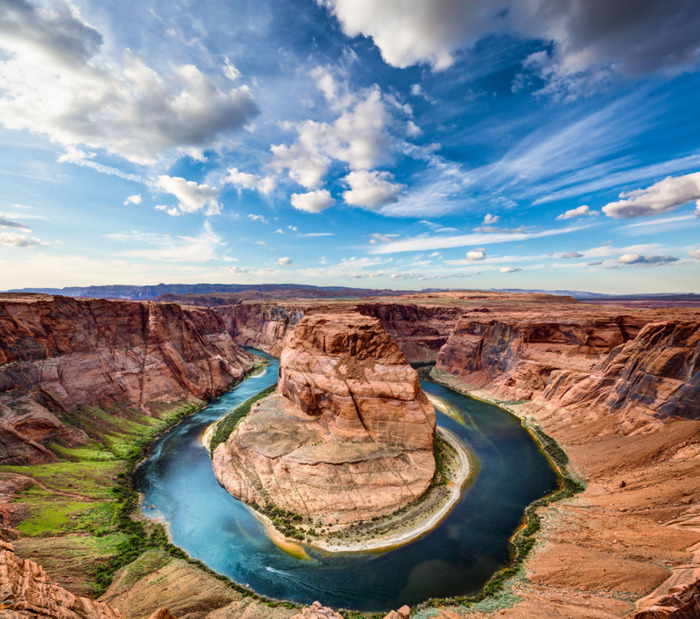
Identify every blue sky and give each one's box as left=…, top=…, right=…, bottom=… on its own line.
left=1, top=0, right=699, bottom=293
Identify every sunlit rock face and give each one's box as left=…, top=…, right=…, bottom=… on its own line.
left=0, top=294, right=255, bottom=465
left=212, top=312, right=436, bottom=524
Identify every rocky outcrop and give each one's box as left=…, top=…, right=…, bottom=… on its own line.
left=290, top=601, right=344, bottom=619
left=0, top=294, right=255, bottom=465
left=434, top=306, right=700, bottom=423
left=217, top=302, right=307, bottom=356
left=634, top=577, right=700, bottom=618
left=543, top=320, right=700, bottom=424
left=0, top=540, right=123, bottom=618
left=356, top=303, right=462, bottom=364
left=212, top=312, right=436, bottom=524
left=216, top=300, right=462, bottom=364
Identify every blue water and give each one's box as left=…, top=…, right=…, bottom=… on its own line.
left=133, top=352, right=558, bottom=611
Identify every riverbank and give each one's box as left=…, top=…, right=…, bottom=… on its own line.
left=215, top=423, right=474, bottom=555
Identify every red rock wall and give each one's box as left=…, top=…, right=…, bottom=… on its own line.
left=435, top=309, right=700, bottom=422
left=216, top=302, right=307, bottom=356
left=0, top=295, right=255, bottom=464
left=278, top=313, right=436, bottom=450
left=217, top=301, right=462, bottom=364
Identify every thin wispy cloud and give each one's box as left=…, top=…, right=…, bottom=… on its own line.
left=369, top=224, right=592, bottom=254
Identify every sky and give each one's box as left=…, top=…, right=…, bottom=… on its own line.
left=1, top=0, right=699, bottom=294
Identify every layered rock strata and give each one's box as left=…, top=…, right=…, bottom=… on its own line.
left=212, top=312, right=436, bottom=524
left=0, top=294, right=254, bottom=465
left=434, top=309, right=699, bottom=425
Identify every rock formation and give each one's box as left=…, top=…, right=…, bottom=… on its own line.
left=212, top=312, right=436, bottom=524
left=0, top=294, right=255, bottom=465
left=434, top=308, right=699, bottom=425
left=0, top=540, right=123, bottom=618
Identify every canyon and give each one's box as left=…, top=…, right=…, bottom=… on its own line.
left=211, top=312, right=438, bottom=529
left=0, top=294, right=255, bottom=465
left=0, top=290, right=698, bottom=618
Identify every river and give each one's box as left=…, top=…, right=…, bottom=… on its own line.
left=132, top=352, right=558, bottom=611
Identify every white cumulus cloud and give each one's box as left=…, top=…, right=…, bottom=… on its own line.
left=291, top=189, right=335, bottom=213
left=153, top=176, right=220, bottom=216
left=466, top=250, right=485, bottom=261
left=0, top=231, right=44, bottom=247
left=318, top=0, right=700, bottom=83
left=271, top=69, right=393, bottom=189
left=602, top=172, right=700, bottom=219
left=556, top=205, right=598, bottom=220
left=225, top=168, right=275, bottom=195
left=0, top=0, right=258, bottom=165
left=123, top=194, right=142, bottom=205
left=617, top=253, right=678, bottom=265
left=342, top=170, right=405, bottom=208
left=500, top=266, right=521, bottom=273
left=277, top=256, right=293, bottom=266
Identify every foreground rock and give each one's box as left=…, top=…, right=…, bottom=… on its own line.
left=212, top=312, right=436, bottom=525
left=0, top=294, right=255, bottom=465
left=0, top=540, right=123, bottom=618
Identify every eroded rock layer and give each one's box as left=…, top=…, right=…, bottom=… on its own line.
left=0, top=294, right=255, bottom=465
left=434, top=307, right=700, bottom=425
left=212, top=312, right=436, bottom=524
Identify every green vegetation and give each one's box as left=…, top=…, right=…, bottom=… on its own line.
left=432, top=435, right=452, bottom=486
left=251, top=501, right=308, bottom=541
left=529, top=426, right=570, bottom=469
left=1, top=460, right=122, bottom=498
left=209, top=384, right=276, bottom=454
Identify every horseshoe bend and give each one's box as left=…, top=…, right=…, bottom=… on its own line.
left=209, top=312, right=472, bottom=551
left=0, top=290, right=698, bottom=619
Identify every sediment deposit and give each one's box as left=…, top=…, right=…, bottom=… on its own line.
left=212, top=312, right=436, bottom=524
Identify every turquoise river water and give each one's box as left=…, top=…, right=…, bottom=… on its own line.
left=133, top=352, right=558, bottom=611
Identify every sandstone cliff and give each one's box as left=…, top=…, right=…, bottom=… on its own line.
left=434, top=307, right=699, bottom=424
left=216, top=300, right=462, bottom=364
left=0, top=294, right=255, bottom=465
left=212, top=312, right=436, bottom=524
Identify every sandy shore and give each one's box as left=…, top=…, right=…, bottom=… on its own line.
left=201, top=419, right=219, bottom=449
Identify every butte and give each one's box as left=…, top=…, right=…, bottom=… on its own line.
left=210, top=312, right=438, bottom=528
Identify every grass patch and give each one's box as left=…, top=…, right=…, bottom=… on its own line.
left=209, top=384, right=276, bottom=454
left=13, top=490, right=116, bottom=537
left=0, top=460, right=123, bottom=499
left=47, top=441, right=117, bottom=462
left=107, top=548, right=173, bottom=595
left=432, top=435, right=452, bottom=486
